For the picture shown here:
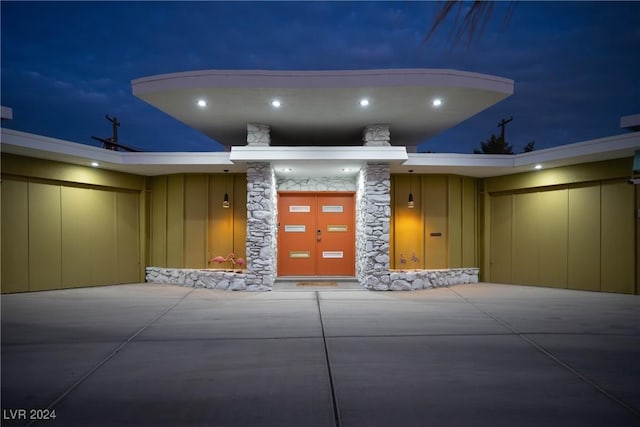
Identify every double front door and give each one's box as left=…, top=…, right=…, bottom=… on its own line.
left=277, top=192, right=355, bottom=276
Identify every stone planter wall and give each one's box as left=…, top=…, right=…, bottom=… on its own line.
left=146, top=266, right=479, bottom=292
left=146, top=267, right=251, bottom=291
left=388, top=268, right=480, bottom=290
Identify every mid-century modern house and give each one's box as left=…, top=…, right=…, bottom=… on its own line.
left=1, top=69, right=639, bottom=294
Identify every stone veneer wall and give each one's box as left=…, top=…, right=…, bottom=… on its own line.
left=389, top=268, right=479, bottom=290
left=245, top=162, right=277, bottom=291
left=356, top=163, right=392, bottom=290
left=146, top=267, right=249, bottom=290
left=277, top=176, right=356, bottom=191
left=145, top=266, right=479, bottom=291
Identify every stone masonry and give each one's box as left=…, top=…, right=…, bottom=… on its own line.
left=362, top=124, right=391, bottom=146
left=245, top=162, right=277, bottom=291
left=356, top=163, right=392, bottom=290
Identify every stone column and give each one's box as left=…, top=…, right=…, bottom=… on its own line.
left=247, top=123, right=271, bottom=146
left=356, top=163, right=391, bottom=290
left=245, top=162, right=277, bottom=291
left=362, top=124, right=390, bottom=146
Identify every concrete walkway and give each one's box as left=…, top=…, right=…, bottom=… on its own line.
left=1, top=283, right=639, bottom=426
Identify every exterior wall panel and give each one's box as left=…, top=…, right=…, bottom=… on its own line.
left=1, top=178, right=29, bottom=293
left=448, top=176, right=463, bottom=267
left=28, top=181, right=62, bottom=291
left=117, top=191, right=140, bottom=283
left=61, top=186, right=93, bottom=287
left=150, top=176, right=167, bottom=266
left=567, top=185, right=601, bottom=291
left=512, top=192, right=539, bottom=285
left=461, top=177, right=477, bottom=267
left=208, top=174, right=234, bottom=264
left=166, top=175, right=184, bottom=267
left=184, top=175, right=207, bottom=268
left=490, top=194, right=512, bottom=283
left=423, top=176, right=448, bottom=268
left=538, top=189, right=568, bottom=288
left=392, top=174, right=424, bottom=269
left=601, top=181, right=634, bottom=293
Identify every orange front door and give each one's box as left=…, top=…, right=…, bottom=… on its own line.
left=278, top=192, right=355, bottom=276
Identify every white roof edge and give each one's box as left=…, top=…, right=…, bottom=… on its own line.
left=1, top=106, right=13, bottom=120
left=405, top=152, right=515, bottom=168
left=621, top=114, right=640, bottom=129
left=514, top=132, right=640, bottom=167
left=132, top=68, right=513, bottom=95
left=1, top=128, right=123, bottom=163
left=2, top=128, right=638, bottom=177
left=230, top=145, right=408, bottom=162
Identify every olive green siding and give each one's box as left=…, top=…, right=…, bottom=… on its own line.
left=483, top=158, right=636, bottom=294
left=2, top=153, right=637, bottom=294
left=1, top=154, right=144, bottom=293
left=148, top=173, right=247, bottom=270
left=390, top=174, right=478, bottom=270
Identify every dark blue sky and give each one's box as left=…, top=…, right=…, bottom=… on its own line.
left=1, top=1, right=639, bottom=153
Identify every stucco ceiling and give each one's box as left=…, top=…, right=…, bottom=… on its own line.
left=132, top=69, right=514, bottom=147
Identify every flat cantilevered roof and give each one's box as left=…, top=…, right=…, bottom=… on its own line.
left=131, top=69, right=514, bottom=147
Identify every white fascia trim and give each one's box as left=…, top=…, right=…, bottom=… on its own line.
left=229, top=145, right=408, bottom=162
left=1, top=128, right=123, bottom=163
left=1, top=106, right=14, bottom=120
left=132, top=68, right=513, bottom=95
left=514, top=132, right=640, bottom=167
left=120, top=151, right=233, bottom=166
left=405, top=152, right=515, bottom=168
left=1, top=128, right=233, bottom=167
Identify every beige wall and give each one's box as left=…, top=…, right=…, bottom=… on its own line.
left=1, top=154, right=145, bottom=293
left=390, top=174, right=478, bottom=270
left=483, top=158, right=637, bottom=294
left=148, top=173, right=247, bottom=269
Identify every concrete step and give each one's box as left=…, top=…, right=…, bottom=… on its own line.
left=273, top=276, right=364, bottom=291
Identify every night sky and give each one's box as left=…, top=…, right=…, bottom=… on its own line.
left=1, top=1, right=639, bottom=154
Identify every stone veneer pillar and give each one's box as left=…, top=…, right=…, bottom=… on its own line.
left=362, top=124, right=391, bottom=146
left=245, top=162, right=277, bottom=291
left=356, top=163, right=391, bottom=290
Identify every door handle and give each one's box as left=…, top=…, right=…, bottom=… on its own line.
left=317, top=229, right=321, bottom=241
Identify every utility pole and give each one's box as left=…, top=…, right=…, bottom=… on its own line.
left=497, top=116, right=513, bottom=145
left=91, top=115, right=139, bottom=152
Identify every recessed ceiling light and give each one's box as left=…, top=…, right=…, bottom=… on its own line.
left=360, top=98, right=370, bottom=107
left=91, top=162, right=99, bottom=167
left=432, top=98, right=443, bottom=107
left=534, top=164, right=542, bottom=170
left=271, top=100, right=281, bottom=108
left=197, top=99, right=207, bottom=107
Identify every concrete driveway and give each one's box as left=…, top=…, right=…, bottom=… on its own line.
left=2, top=283, right=639, bottom=426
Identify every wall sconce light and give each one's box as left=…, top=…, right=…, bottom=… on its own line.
left=223, top=169, right=230, bottom=208
left=408, top=169, right=415, bottom=209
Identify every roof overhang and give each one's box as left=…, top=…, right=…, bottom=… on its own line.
left=131, top=68, right=514, bottom=147
left=2, top=128, right=638, bottom=178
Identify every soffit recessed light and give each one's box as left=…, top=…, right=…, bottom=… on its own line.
left=197, top=99, right=207, bottom=107
left=432, top=98, right=443, bottom=107
left=534, top=164, right=542, bottom=170
left=91, top=162, right=99, bottom=167
left=271, top=100, right=281, bottom=108
left=360, top=98, right=370, bottom=107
